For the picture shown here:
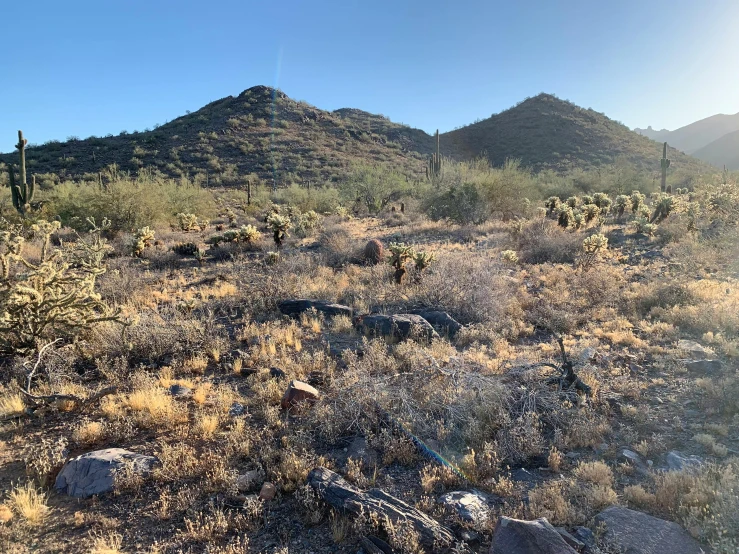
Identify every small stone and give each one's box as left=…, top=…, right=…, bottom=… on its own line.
left=259, top=482, right=276, bottom=501
left=620, top=448, right=650, bottom=475
left=270, top=367, right=287, bottom=380
left=236, top=469, right=265, bottom=492
left=281, top=380, right=320, bottom=410
left=168, top=384, right=192, bottom=398
left=228, top=402, right=245, bottom=417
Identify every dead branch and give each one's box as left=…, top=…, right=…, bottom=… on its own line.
left=18, top=386, right=119, bottom=412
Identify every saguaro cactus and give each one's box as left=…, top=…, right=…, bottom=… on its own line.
left=660, top=142, right=671, bottom=193
left=426, top=129, right=442, bottom=184
left=9, top=130, right=35, bottom=216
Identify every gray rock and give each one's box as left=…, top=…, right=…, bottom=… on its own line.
left=685, top=359, right=722, bottom=375
left=278, top=299, right=353, bottom=319
left=594, top=506, right=707, bottom=554
left=55, top=448, right=157, bottom=498
left=490, top=517, right=578, bottom=553
left=345, top=436, right=378, bottom=468
left=666, top=450, right=703, bottom=472
left=438, top=490, right=491, bottom=526
left=677, top=340, right=713, bottom=360
left=168, top=383, right=192, bottom=398
left=354, top=314, right=439, bottom=342
left=620, top=448, right=651, bottom=476
left=228, top=402, right=245, bottom=417
left=407, top=309, right=463, bottom=338
left=236, top=469, right=265, bottom=492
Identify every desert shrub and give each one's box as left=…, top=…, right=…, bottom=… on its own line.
left=339, top=164, right=411, bottom=213
left=49, top=172, right=216, bottom=232
left=172, top=242, right=200, bottom=256
left=516, top=218, right=583, bottom=264
left=423, top=181, right=488, bottom=224
left=1, top=218, right=121, bottom=356
left=272, top=184, right=341, bottom=213
left=500, top=250, right=519, bottom=265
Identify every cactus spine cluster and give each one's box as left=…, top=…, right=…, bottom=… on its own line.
left=660, top=142, right=671, bottom=193
left=426, top=129, right=442, bottom=184
left=8, top=130, right=35, bottom=216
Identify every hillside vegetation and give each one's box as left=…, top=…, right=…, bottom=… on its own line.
left=1, top=89, right=708, bottom=189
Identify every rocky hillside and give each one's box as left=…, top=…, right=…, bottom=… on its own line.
left=440, top=94, right=707, bottom=173
left=1, top=88, right=707, bottom=185
left=0, top=86, right=430, bottom=186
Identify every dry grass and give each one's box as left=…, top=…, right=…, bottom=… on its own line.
left=0, top=393, right=25, bottom=418
left=8, top=483, right=49, bottom=526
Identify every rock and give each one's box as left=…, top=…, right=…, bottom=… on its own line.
left=269, top=367, right=287, bottom=380
left=665, top=450, right=703, bottom=472
left=677, top=340, right=713, bottom=360
left=345, top=436, right=378, bottom=467
left=354, top=314, right=439, bottom=342
left=407, top=309, right=463, bottom=338
left=55, top=448, right=157, bottom=498
left=236, top=469, right=265, bottom=492
left=578, top=347, right=598, bottom=364
left=228, top=402, right=245, bottom=417
left=438, top=491, right=491, bottom=527
left=685, top=359, right=722, bottom=375
left=280, top=380, right=320, bottom=410
left=168, top=383, right=192, bottom=398
left=594, top=506, right=707, bottom=554
left=573, top=526, right=597, bottom=549
left=555, top=528, right=585, bottom=551
left=307, top=370, right=326, bottom=387
left=278, top=299, right=353, bottom=319
left=619, top=448, right=651, bottom=475
left=259, top=482, right=276, bottom=501
left=510, top=468, right=544, bottom=487
left=490, top=517, right=578, bottom=553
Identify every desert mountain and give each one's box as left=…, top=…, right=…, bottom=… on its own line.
left=635, top=112, right=739, bottom=154
left=691, top=128, right=739, bottom=170
left=1, top=87, right=705, bottom=185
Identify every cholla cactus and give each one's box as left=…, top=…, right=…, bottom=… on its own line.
left=413, top=250, right=436, bottom=271
left=265, top=251, right=280, bottom=265
left=295, top=210, right=321, bottom=238
left=545, top=196, right=561, bottom=215
left=613, top=195, right=629, bottom=218
left=634, top=217, right=657, bottom=236
left=197, top=219, right=210, bottom=232
left=266, top=213, right=291, bottom=246
left=566, top=196, right=579, bottom=208
left=224, top=207, right=237, bottom=225
left=335, top=205, right=352, bottom=220
left=177, top=213, right=200, bottom=232
left=0, top=218, right=121, bottom=355
left=130, top=226, right=155, bottom=257
left=592, top=193, right=611, bottom=213
left=572, top=212, right=585, bottom=230
left=388, top=242, right=415, bottom=283
left=558, top=206, right=574, bottom=228
left=630, top=191, right=646, bottom=214
left=500, top=250, right=519, bottom=265
left=239, top=224, right=261, bottom=244
left=582, top=204, right=601, bottom=223
left=651, top=194, right=675, bottom=223
left=536, top=207, right=548, bottom=218
left=582, top=233, right=608, bottom=253
left=581, top=195, right=594, bottom=206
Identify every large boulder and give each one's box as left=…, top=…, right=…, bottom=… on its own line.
left=278, top=299, right=352, bottom=319
left=594, top=506, right=707, bottom=554
left=677, top=340, right=714, bottom=360
left=685, top=359, right=722, bottom=375
left=55, top=448, right=157, bottom=498
left=408, top=309, right=463, bottom=338
left=490, top=517, right=578, bottom=553
left=354, top=314, right=439, bottom=342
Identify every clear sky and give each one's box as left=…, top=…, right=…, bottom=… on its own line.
left=3, top=0, right=739, bottom=152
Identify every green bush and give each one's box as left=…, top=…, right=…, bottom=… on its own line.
left=49, top=171, right=216, bottom=232
left=272, top=184, right=341, bottom=214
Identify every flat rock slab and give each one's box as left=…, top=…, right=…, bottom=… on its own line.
left=665, top=450, right=703, bottom=472
left=677, top=340, right=714, bottom=360
left=278, top=299, right=352, bottom=319
left=490, top=517, right=578, bottom=553
left=685, top=359, right=722, bottom=375
left=55, top=448, right=157, bottom=498
left=281, top=380, right=320, bottom=410
left=438, top=490, right=490, bottom=526
left=355, top=314, right=439, bottom=342
left=594, top=506, right=707, bottom=554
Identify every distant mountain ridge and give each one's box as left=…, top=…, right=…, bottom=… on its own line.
left=692, top=129, right=739, bottom=170
left=0, top=87, right=707, bottom=186
left=635, top=112, right=739, bottom=168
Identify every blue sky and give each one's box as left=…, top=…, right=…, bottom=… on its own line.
left=3, top=0, right=739, bottom=152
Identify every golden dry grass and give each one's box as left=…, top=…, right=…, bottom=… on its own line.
left=8, top=483, right=49, bottom=526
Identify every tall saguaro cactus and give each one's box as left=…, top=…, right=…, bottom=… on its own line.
left=660, top=142, right=671, bottom=193
left=426, top=129, right=442, bottom=185
left=8, top=130, right=35, bottom=216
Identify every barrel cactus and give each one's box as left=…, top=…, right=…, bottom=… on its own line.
left=363, top=239, right=385, bottom=265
